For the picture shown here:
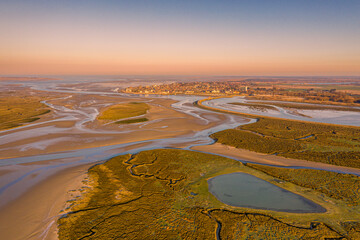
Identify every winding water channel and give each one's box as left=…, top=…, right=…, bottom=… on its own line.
left=1, top=83, right=360, bottom=202
left=1, top=80, right=360, bottom=239
left=202, top=96, right=360, bottom=126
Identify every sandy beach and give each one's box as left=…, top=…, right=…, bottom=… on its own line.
left=0, top=162, right=93, bottom=240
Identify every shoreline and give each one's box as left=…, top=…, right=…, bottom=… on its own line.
left=196, top=97, right=360, bottom=128
left=9, top=141, right=359, bottom=240
left=0, top=162, right=93, bottom=240
left=2, top=137, right=360, bottom=239
left=0, top=93, right=250, bottom=240
left=123, top=91, right=360, bottom=108
left=1, top=89, right=359, bottom=239
left=191, top=143, right=360, bottom=175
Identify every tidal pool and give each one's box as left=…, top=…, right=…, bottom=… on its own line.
left=208, top=172, right=326, bottom=213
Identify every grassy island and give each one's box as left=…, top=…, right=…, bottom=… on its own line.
left=98, top=102, right=150, bottom=122
left=58, top=149, right=360, bottom=239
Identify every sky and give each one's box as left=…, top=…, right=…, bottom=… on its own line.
left=0, top=0, right=359, bottom=76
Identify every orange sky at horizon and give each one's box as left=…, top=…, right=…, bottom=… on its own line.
left=2, top=52, right=359, bottom=76
left=1, top=1, right=359, bottom=76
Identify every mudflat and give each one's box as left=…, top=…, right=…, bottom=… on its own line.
left=0, top=162, right=93, bottom=240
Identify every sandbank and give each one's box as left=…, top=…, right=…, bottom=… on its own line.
left=0, top=162, right=93, bottom=240
left=192, top=143, right=360, bottom=175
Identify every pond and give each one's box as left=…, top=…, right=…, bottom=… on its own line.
left=208, top=172, right=326, bottom=213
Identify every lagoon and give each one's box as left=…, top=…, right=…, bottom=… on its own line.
left=208, top=172, right=326, bottom=213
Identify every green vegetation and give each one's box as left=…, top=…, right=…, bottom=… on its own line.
left=58, top=149, right=360, bottom=239
left=58, top=150, right=239, bottom=239
left=211, top=117, right=360, bottom=168
left=98, top=102, right=150, bottom=121
left=309, top=84, right=360, bottom=92
left=341, top=222, right=360, bottom=240
left=0, top=96, right=50, bottom=130
left=211, top=210, right=340, bottom=239
left=212, top=129, right=303, bottom=154
left=247, top=164, right=360, bottom=206
left=115, top=117, right=148, bottom=124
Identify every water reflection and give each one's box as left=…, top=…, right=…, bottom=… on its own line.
left=208, top=172, right=326, bottom=213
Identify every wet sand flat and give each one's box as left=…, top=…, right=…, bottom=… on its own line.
left=0, top=96, right=225, bottom=160
left=0, top=162, right=93, bottom=240
left=2, top=82, right=359, bottom=240
left=0, top=91, right=249, bottom=239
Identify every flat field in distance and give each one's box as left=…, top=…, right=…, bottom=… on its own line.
left=304, top=84, right=360, bottom=95
left=57, top=149, right=360, bottom=239
left=211, top=117, right=360, bottom=168
left=97, top=102, right=150, bottom=121
left=0, top=95, right=50, bottom=130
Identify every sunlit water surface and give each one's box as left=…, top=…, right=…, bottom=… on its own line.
left=208, top=172, right=326, bottom=213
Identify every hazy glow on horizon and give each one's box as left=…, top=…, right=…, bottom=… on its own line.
left=1, top=0, right=359, bottom=76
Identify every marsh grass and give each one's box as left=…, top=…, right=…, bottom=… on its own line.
left=247, top=164, right=360, bottom=206
left=58, top=149, right=359, bottom=239
left=98, top=102, right=150, bottom=121
left=212, top=117, right=360, bottom=168
left=115, top=117, right=148, bottom=124
left=0, top=96, right=50, bottom=130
